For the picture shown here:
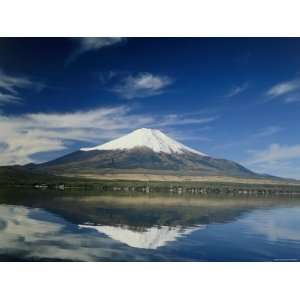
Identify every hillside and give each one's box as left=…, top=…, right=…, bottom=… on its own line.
left=33, top=147, right=258, bottom=178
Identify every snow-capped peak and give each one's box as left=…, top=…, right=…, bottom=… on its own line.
left=80, top=128, right=207, bottom=156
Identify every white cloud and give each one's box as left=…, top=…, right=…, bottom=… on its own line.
left=267, top=78, right=300, bottom=97
left=0, top=70, right=44, bottom=105
left=244, top=143, right=300, bottom=179
left=0, top=92, right=22, bottom=105
left=226, top=82, right=249, bottom=98
left=112, top=72, right=173, bottom=99
left=0, top=106, right=154, bottom=165
left=248, top=143, right=300, bottom=164
left=67, top=37, right=125, bottom=63
left=0, top=70, right=35, bottom=94
left=0, top=105, right=215, bottom=165
left=247, top=160, right=300, bottom=179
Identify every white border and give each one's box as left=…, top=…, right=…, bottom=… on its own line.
left=0, top=0, right=300, bottom=36
left=0, top=263, right=299, bottom=300
left=1, top=0, right=300, bottom=299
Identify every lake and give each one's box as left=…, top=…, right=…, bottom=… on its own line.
left=0, top=189, right=300, bottom=261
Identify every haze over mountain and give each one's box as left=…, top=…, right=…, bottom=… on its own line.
left=30, top=128, right=267, bottom=179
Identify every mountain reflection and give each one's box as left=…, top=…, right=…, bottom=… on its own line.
left=2, top=190, right=297, bottom=228
left=79, top=224, right=205, bottom=249
left=0, top=190, right=300, bottom=261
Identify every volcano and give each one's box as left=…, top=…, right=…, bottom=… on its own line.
left=31, top=128, right=263, bottom=179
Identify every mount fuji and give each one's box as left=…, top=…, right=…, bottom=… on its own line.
left=32, top=128, right=261, bottom=179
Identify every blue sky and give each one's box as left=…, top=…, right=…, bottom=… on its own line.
left=0, top=38, right=300, bottom=178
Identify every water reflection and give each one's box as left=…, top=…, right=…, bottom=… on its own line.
left=0, top=190, right=300, bottom=261
left=79, top=224, right=205, bottom=249
left=241, top=207, right=300, bottom=242
left=0, top=204, right=141, bottom=261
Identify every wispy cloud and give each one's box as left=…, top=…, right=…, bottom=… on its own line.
left=67, top=37, right=126, bottom=63
left=247, top=143, right=300, bottom=165
left=0, top=106, right=152, bottom=165
left=77, top=37, right=125, bottom=51
left=159, top=113, right=217, bottom=127
left=99, top=70, right=119, bottom=84
left=283, top=94, right=300, bottom=104
left=266, top=78, right=300, bottom=98
left=0, top=70, right=44, bottom=106
left=0, top=92, right=22, bottom=106
left=242, top=142, right=300, bottom=179
left=0, top=105, right=216, bottom=165
left=112, top=72, right=173, bottom=99
left=0, top=70, right=37, bottom=94
left=213, top=125, right=282, bottom=151
left=252, top=126, right=282, bottom=138
left=226, top=82, right=249, bottom=98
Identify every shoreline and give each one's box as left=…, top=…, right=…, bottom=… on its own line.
left=4, top=179, right=300, bottom=196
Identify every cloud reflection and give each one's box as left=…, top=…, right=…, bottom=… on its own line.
left=0, top=205, right=143, bottom=261
left=241, top=207, right=300, bottom=242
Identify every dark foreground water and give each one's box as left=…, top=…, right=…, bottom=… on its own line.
left=0, top=190, right=300, bottom=261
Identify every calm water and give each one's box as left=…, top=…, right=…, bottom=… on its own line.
left=0, top=190, right=300, bottom=261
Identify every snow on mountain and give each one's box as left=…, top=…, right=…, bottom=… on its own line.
left=80, top=128, right=207, bottom=156
left=79, top=224, right=205, bottom=249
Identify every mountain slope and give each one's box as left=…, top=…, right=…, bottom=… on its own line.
left=32, top=128, right=261, bottom=179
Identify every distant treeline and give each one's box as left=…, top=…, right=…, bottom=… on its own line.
left=1, top=166, right=300, bottom=196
